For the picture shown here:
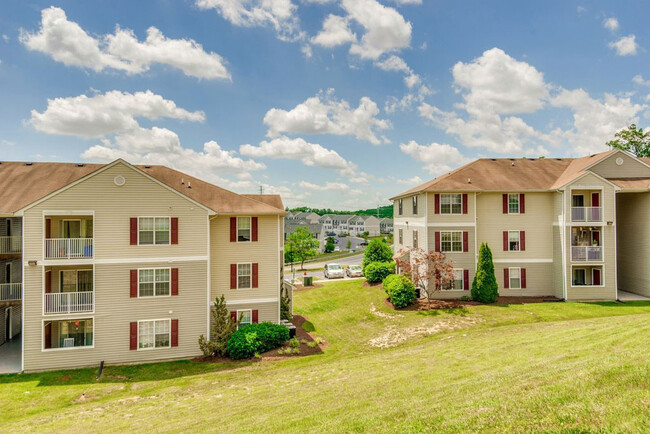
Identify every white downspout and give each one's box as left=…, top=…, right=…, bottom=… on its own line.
left=474, top=193, right=478, bottom=271
left=560, top=190, right=568, bottom=300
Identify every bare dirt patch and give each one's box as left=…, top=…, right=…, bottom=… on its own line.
left=368, top=317, right=481, bottom=349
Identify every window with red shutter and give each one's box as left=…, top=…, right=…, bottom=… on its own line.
left=171, top=268, right=179, bottom=295
left=230, top=264, right=237, bottom=289
left=251, top=217, right=258, bottom=242
left=252, top=310, right=259, bottom=323
left=130, top=269, right=138, bottom=297
left=130, top=322, right=138, bottom=350
left=435, top=232, right=441, bottom=252
left=520, top=231, right=526, bottom=251
left=434, top=194, right=440, bottom=214
left=463, top=232, right=469, bottom=252
left=521, top=268, right=527, bottom=288
left=503, top=231, right=508, bottom=251
left=171, top=319, right=179, bottom=347
left=230, top=217, right=237, bottom=242
left=502, top=194, right=508, bottom=214
left=462, top=194, right=468, bottom=214
left=463, top=270, right=469, bottom=290
left=504, top=268, right=510, bottom=289
left=130, top=218, right=138, bottom=245
left=252, top=263, right=259, bottom=288
left=520, top=194, right=526, bottom=214
left=171, top=218, right=178, bottom=244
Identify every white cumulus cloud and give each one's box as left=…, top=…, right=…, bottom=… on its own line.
left=311, top=14, right=356, bottom=47
left=400, top=140, right=471, bottom=175
left=609, top=35, right=638, bottom=56
left=603, top=17, right=619, bottom=32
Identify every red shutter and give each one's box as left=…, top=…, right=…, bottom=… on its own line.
left=520, top=194, right=525, bottom=214
left=520, top=231, right=526, bottom=251
left=130, top=322, right=138, bottom=350
left=462, top=194, right=468, bottom=214
left=435, top=232, right=441, bottom=252
left=503, top=231, right=508, bottom=251
left=463, top=270, right=469, bottom=290
left=171, top=319, right=179, bottom=347
left=45, top=219, right=51, bottom=239
left=230, top=217, right=237, bottom=242
left=171, top=268, right=179, bottom=295
left=230, top=264, right=237, bottom=289
left=252, top=263, right=259, bottom=288
left=434, top=194, right=440, bottom=214
left=252, top=310, right=259, bottom=323
left=45, top=271, right=51, bottom=294
left=502, top=194, right=508, bottom=214
left=593, top=269, right=601, bottom=286
left=171, top=217, right=178, bottom=244
left=44, top=323, right=52, bottom=349
left=130, top=218, right=138, bottom=245
left=251, top=217, right=258, bottom=242
left=230, top=311, right=237, bottom=321
left=463, top=232, right=469, bottom=252
left=591, top=192, right=600, bottom=207
left=130, top=269, right=138, bottom=298
left=521, top=268, right=527, bottom=289
left=504, top=268, right=510, bottom=289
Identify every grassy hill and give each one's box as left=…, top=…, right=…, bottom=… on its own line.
left=1, top=281, right=649, bottom=431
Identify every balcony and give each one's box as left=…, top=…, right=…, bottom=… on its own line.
left=45, top=238, right=93, bottom=260
left=0, top=236, right=21, bottom=254
left=571, top=246, right=602, bottom=262
left=0, top=283, right=21, bottom=302
left=44, top=291, right=94, bottom=314
left=571, top=207, right=602, bottom=223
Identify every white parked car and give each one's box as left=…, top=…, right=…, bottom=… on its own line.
left=324, top=263, right=345, bottom=279
left=346, top=265, right=363, bottom=278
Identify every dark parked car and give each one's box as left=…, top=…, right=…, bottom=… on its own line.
left=359, top=241, right=369, bottom=246
left=326, top=232, right=336, bottom=236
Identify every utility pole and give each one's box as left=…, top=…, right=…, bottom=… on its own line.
left=258, top=185, right=264, bottom=194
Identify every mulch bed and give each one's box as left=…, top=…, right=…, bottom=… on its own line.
left=193, top=314, right=326, bottom=363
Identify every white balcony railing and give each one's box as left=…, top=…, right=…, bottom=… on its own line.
left=0, top=283, right=21, bottom=301
left=0, top=236, right=21, bottom=254
left=571, top=246, right=602, bottom=262
left=45, top=238, right=93, bottom=259
left=571, top=207, right=602, bottom=222
left=44, top=291, right=94, bottom=314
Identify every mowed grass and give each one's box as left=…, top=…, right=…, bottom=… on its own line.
left=1, top=281, right=650, bottom=432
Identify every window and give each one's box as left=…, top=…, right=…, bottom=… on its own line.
left=138, top=268, right=170, bottom=297
left=509, top=267, right=521, bottom=289
left=139, top=217, right=170, bottom=245
left=508, top=194, right=520, bottom=214
left=508, top=231, right=520, bottom=251
left=238, top=310, right=252, bottom=327
left=237, top=217, right=251, bottom=242
left=44, top=319, right=94, bottom=349
left=138, top=319, right=170, bottom=349
left=398, top=228, right=403, bottom=244
left=413, top=230, right=418, bottom=248
left=441, top=231, right=463, bottom=252
left=398, top=199, right=403, bottom=215
left=572, top=195, right=584, bottom=207
left=237, top=263, right=252, bottom=289
left=60, top=270, right=93, bottom=292
left=442, top=269, right=464, bottom=290
left=573, top=268, right=586, bottom=286
left=441, top=194, right=462, bottom=215
left=413, top=196, right=418, bottom=215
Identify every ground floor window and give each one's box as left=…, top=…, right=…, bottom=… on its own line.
left=138, top=319, right=170, bottom=349
left=573, top=268, right=586, bottom=286
left=442, top=269, right=464, bottom=290
left=44, top=319, right=93, bottom=349
left=509, top=267, right=521, bottom=289
left=237, top=310, right=252, bottom=328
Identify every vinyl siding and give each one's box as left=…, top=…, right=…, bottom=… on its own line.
left=589, top=152, right=650, bottom=179
left=616, top=192, right=650, bottom=297
left=495, top=263, right=554, bottom=297
left=427, top=192, right=475, bottom=224
left=210, top=215, right=281, bottom=321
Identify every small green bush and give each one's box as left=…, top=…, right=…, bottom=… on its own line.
left=362, top=239, right=394, bottom=271
left=365, top=261, right=395, bottom=283
left=382, top=274, right=416, bottom=308
left=227, top=322, right=290, bottom=360
left=460, top=295, right=472, bottom=302
left=307, top=341, right=317, bottom=348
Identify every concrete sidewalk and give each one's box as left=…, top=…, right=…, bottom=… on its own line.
left=618, top=290, right=650, bottom=302
left=0, top=336, right=21, bottom=374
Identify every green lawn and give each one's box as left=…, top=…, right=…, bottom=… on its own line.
left=2, top=281, right=650, bottom=432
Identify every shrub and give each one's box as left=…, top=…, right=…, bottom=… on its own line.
left=460, top=295, right=472, bottom=302
left=365, top=261, right=395, bottom=283
left=198, top=295, right=239, bottom=357
left=362, top=239, right=394, bottom=272
left=383, top=274, right=416, bottom=308
left=307, top=341, right=317, bottom=348
left=280, top=286, right=292, bottom=322
left=471, top=243, right=499, bottom=303
left=227, top=322, right=290, bottom=360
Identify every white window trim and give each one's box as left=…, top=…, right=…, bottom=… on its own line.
left=236, top=309, right=252, bottom=329
left=571, top=194, right=585, bottom=207
left=442, top=268, right=465, bottom=291
left=41, top=317, right=95, bottom=352
left=137, top=216, right=171, bottom=246
left=507, top=193, right=520, bottom=215
left=137, top=267, right=172, bottom=298
left=237, top=262, right=253, bottom=290
left=137, top=318, right=172, bottom=351
left=508, top=230, right=521, bottom=252
left=237, top=216, right=252, bottom=243
left=508, top=267, right=522, bottom=289
left=58, top=268, right=93, bottom=292
left=440, top=193, right=463, bottom=215
left=440, top=230, right=463, bottom=253
left=570, top=266, right=604, bottom=288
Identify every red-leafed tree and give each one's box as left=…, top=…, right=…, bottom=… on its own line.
left=395, top=248, right=456, bottom=308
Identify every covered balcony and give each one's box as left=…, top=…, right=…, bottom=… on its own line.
left=571, top=190, right=603, bottom=223
left=44, top=266, right=94, bottom=315
left=44, top=318, right=93, bottom=350
left=0, top=283, right=21, bottom=302
left=572, top=266, right=604, bottom=287
left=44, top=215, right=93, bottom=260
left=571, top=227, right=602, bottom=262
left=0, top=236, right=21, bottom=255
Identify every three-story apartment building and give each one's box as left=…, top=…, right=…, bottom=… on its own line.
left=391, top=150, right=650, bottom=301
left=0, top=159, right=286, bottom=372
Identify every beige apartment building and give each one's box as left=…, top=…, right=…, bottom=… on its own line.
left=391, top=149, right=650, bottom=301
left=0, top=159, right=286, bottom=372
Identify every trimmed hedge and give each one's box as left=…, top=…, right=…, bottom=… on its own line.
left=365, top=261, right=395, bottom=283
left=226, top=322, right=290, bottom=360
left=383, top=274, right=417, bottom=308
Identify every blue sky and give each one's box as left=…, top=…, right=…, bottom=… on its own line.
left=1, top=1, right=649, bottom=209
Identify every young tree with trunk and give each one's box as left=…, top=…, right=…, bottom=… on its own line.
left=198, top=295, right=240, bottom=357
left=471, top=243, right=499, bottom=303
left=286, top=226, right=320, bottom=270
left=395, top=248, right=456, bottom=308
left=606, top=123, right=650, bottom=157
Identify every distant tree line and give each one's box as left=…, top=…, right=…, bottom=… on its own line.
left=286, top=205, right=393, bottom=218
